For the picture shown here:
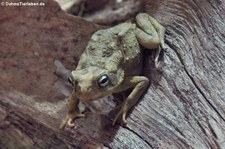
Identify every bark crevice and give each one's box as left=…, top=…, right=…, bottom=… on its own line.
left=170, top=42, right=225, bottom=122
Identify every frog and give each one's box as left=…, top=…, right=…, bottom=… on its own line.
left=60, top=13, right=166, bottom=129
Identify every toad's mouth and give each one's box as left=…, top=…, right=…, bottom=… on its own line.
left=76, top=92, right=98, bottom=101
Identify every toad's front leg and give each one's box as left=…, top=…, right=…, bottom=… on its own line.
left=135, top=13, right=166, bottom=66
left=112, top=76, right=149, bottom=126
left=60, top=92, right=86, bottom=129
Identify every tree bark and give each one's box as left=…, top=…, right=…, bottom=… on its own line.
left=0, top=0, right=224, bottom=148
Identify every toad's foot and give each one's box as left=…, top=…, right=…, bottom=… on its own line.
left=112, top=76, right=149, bottom=126
left=135, top=13, right=166, bottom=67
left=60, top=112, right=86, bottom=129
left=154, top=47, right=163, bottom=68
left=112, top=103, right=128, bottom=126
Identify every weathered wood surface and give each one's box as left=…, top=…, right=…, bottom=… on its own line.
left=0, top=0, right=224, bottom=148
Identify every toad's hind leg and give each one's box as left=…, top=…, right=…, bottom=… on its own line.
left=135, top=13, right=166, bottom=66
left=112, top=76, right=149, bottom=126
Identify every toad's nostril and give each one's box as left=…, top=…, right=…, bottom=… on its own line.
left=80, top=87, right=91, bottom=93
left=87, top=87, right=91, bottom=92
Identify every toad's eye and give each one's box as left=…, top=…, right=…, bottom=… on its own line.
left=68, top=76, right=74, bottom=86
left=97, top=74, right=109, bottom=87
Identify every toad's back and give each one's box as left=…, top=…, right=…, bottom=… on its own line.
left=77, top=22, right=143, bottom=76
